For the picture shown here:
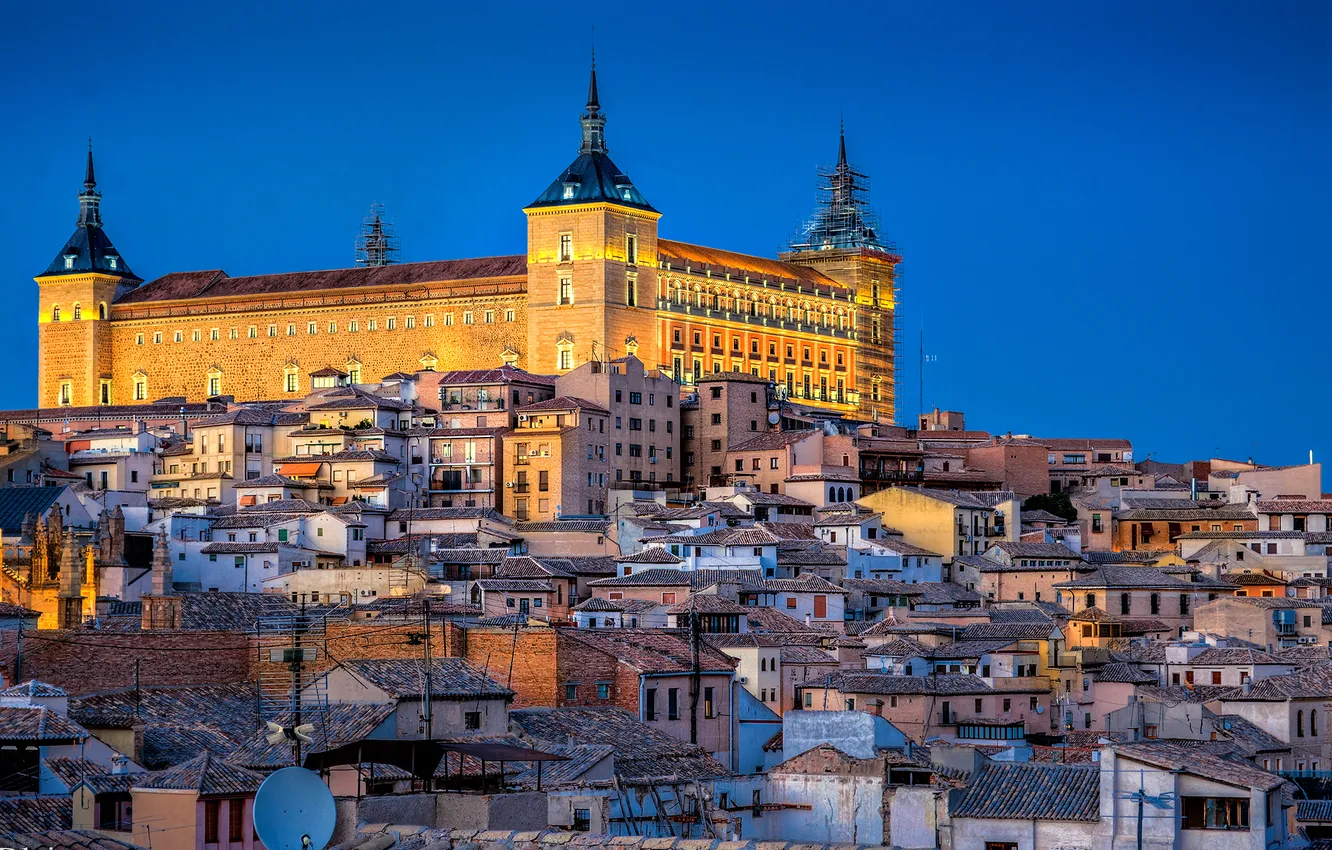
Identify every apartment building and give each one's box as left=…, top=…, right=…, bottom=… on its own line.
left=681, top=372, right=776, bottom=489
left=557, top=354, right=680, bottom=487
left=499, top=396, right=610, bottom=521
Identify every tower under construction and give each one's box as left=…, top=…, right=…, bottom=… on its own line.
left=781, top=124, right=901, bottom=423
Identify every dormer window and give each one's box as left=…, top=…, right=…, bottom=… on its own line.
left=107, top=256, right=118, bottom=270
left=562, top=184, right=575, bottom=200
left=63, top=255, right=75, bottom=270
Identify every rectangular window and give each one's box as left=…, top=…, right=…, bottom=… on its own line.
left=559, top=232, right=573, bottom=262
left=464, top=711, right=481, bottom=730
left=1182, top=796, right=1249, bottom=830
left=153, top=332, right=162, bottom=343
left=484, top=310, right=495, bottom=323
left=328, top=321, right=337, bottom=333
left=204, top=800, right=220, bottom=844
left=443, top=313, right=453, bottom=326
left=464, top=311, right=474, bottom=324
left=668, top=687, right=679, bottom=720
left=704, top=686, right=715, bottom=718
left=307, top=321, right=317, bottom=334
left=135, top=333, right=144, bottom=345
left=368, top=319, right=377, bottom=331
left=405, top=315, right=415, bottom=329
left=424, top=314, right=435, bottom=327
left=559, top=276, right=573, bottom=305
left=626, top=234, right=638, bottom=265
left=505, top=308, right=515, bottom=322
left=209, top=328, right=219, bottom=340
left=387, top=317, right=396, bottom=330
left=229, top=799, right=245, bottom=842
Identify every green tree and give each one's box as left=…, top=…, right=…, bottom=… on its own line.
left=1022, top=492, right=1078, bottom=522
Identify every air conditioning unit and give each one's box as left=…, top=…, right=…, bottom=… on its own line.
left=517, top=414, right=529, bottom=422
left=505, top=481, right=514, bottom=488
left=1299, top=636, right=1316, bottom=644
left=737, top=676, right=749, bottom=684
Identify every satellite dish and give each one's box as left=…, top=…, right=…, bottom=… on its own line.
left=253, top=766, right=336, bottom=850
left=767, top=412, right=780, bottom=426
left=1035, top=704, right=1044, bottom=714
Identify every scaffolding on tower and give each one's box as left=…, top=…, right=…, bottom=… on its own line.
left=355, top=203, right=402, bottom=267
left=788, top=129, right=894, bottom=255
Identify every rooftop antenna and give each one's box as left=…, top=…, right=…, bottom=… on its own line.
left=354, top=203, right=401, bottom=267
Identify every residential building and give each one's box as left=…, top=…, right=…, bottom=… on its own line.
left=500, top=396, right=610, bottom=521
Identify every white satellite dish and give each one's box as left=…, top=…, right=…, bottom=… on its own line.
left=253, top=766, right=337, bottom=850
left=767, top=411, right=780, bottom=425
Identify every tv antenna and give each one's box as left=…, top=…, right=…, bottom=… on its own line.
left=1117, top=772, right=1175, bottom=850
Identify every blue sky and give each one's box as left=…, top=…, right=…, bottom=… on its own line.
left=1, top=1, right=1327, bottom=482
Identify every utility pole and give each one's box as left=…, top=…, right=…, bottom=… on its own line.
left=688, top=608, right=701, bottom=746
left=14, top=614, right=22, bottom=683
left=421, top=598, right=433, bottom=737
left=291, top=595, right=307, bottom=766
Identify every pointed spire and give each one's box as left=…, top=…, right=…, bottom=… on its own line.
left=77, top=140, right=103, bottom=228
left=837, top=118, right=847, bottom=169
left=578, top=51, right=608, bottom=156
left=587, top=40, right=600, bottom=112
left=84, top=139, right=96, bottom=190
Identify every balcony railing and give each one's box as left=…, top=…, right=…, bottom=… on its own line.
left=860, top=468, right=925, bottom=482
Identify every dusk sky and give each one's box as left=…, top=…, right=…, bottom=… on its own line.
left=2, top=1, right=1327, bottom=482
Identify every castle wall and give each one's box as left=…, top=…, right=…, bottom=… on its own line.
left=101, top=285, right=527, bottom=402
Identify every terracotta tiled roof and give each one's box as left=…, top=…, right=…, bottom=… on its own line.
left=517, top=395, right=609, bottom=414
left=0, top=707, right=87, bottom=742
left=727, top=430, right=819, bottom=452
left=951, top=763, right=1100, bottom=821
left=510, top=706, right=731, bottom=782
left=1113, top=742, right=1284, bottom=791
left=132, top=752, right=264, bottom=795
left=590, top=568, right=692, bottom=587
left=559, top=630, right=737, bottom=675
left=0, top=680, right=67, bottom=698
left=341, top=659, right=512, bottom=700
left=118, top=256, right=525, bottom=304
left=1257, top=499, right=1332, bottom=513
left=0, top=797, right=73, bottom=834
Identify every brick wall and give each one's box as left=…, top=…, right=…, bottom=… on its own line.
left=450, top=624, right=559, bottom=709
left=0, top=629, right=251, bottom=696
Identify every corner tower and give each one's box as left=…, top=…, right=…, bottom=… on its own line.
left=524, top=61, right=661, bottom=374
left=35, top=144, right=141, bottom=407
left=781, top=125, right=900, bottom=423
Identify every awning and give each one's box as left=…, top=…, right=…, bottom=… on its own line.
left=278, top=462, right=323, bottom=476
left=303, top=738, right=567, bottom=781
left=239, top=495, right=257, bottom=507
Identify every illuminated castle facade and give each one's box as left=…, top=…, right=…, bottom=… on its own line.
left=36, top=68, right=899, bottom=420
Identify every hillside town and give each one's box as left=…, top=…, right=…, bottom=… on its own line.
left=1, top=32, right=1325, bottom=850
left=0, top=359, right=1327, bottom=850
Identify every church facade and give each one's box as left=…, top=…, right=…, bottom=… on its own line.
left=36, top=68, right=899, bottom=420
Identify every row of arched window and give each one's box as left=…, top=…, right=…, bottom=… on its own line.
left=1298, top=708, right=1319, bottom=737
left=50, top=303, right=107, bottom=322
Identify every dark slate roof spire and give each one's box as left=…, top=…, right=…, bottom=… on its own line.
left=38, top=143, right=140, bottom=281
left=528, top=60, right=654, bottom=212
left=587, top=45, right=600, bottom=112
left=84, top=139, right=96, bottom=190
left=837, top=118, right=847, bottom=169
left=580, top=52, right=607, bottom=156
left=79, top=140, right=102, bottom=228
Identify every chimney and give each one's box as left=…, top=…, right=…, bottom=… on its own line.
left=110, top=754, right=129, bottom=775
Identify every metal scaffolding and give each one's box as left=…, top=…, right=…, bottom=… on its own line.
left=355, top=203, right=401, bottom=267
